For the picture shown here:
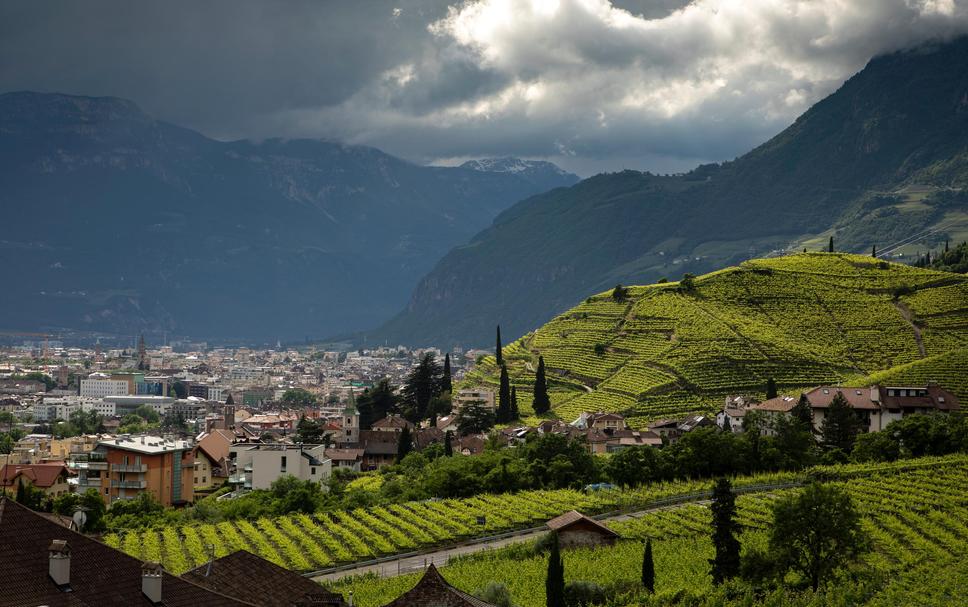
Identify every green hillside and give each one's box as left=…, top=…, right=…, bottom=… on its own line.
left=373, top=37, right=968, bottom=348
left=462, top=253, right=968, bottom=427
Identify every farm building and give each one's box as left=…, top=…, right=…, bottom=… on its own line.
left=545, top=510, right=620, bottom=549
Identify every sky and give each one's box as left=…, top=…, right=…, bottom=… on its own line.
left=3, top=0, right=968, bottom=176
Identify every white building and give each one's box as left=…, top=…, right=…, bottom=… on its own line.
left=229, top=443, right=331, bottom=491
left=79, top=379, right=130, bottom=398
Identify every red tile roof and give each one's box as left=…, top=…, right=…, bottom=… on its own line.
left=804, top=387, right=880, bottom=410
left=0, top=463, right=69, bottom=489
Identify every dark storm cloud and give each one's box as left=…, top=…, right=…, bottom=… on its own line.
left=3, top=0, right=968, bottom=175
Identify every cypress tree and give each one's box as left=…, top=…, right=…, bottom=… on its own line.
left=642, top=538, right=655, bottom=592
left=15, top=478, right=25, bottom=504
left=442, top=353, right=452, bottom=394
left=510, top=386, right=519, bottom=420
left=828, top=236, right=834, bottom=253
left=444, top=430, right=453, bottom=456
left=396, top=425, right=414, bottom=463
left=533, top=356, right=551, bottom=415
left=497, top=364, right=511, bottom=423
left=545, top=532, right=565, bottom=607
left=765, top=377, right=778, bottom=399
left=709, top=477, right=741, bottom=584
left=945, top=239, right=950, bottom=253
left=496, top=325, right=503, bottom=366
left=872, top=244, right=877, bottom=258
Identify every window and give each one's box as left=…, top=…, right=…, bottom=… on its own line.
left=202, top=477, right=206, bottom=483
left=104, top=488, right=109, bottom=495
left=280, top=455, right=287, bottom=470
left=194, top=477, right=198, bottom=484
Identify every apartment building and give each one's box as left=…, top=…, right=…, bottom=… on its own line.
left=79, top=378, right=130, bottom=398
left=69, top=436, right=195, bottom=506
left=229, top=443, right=331, bottom=491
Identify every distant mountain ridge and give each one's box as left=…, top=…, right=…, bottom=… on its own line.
left=0, top=92, right=578, bottom=341
left=370, top=36, right=968, bottom=348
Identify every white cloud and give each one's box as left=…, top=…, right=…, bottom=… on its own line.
left=291, top=0, right=968, bottom=174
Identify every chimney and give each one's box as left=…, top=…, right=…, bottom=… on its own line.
left=141, top=561, right=163, bottom=604
left=48, top=539, right=70, bottom=588
left=870, top=385, right=880, bottom=404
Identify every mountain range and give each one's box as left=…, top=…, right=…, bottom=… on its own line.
left=370, top=36, right=968, bottom=348
left=0, top=92, right=577, bottom=341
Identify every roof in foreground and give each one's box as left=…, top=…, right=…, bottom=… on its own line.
left=0, top=497, right=252, bottom=607
left=182, top=550, right=345, bottom=607
left=381, top=564, right=496, bottom=607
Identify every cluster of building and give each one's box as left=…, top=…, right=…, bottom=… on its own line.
left=717, top=383, right=960, bottom=435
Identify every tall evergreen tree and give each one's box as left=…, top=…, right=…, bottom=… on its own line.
left=872, top=244, right=877, bottom=258
left=497, top=364, right=511, bottom=423
left=545, top=532, right=565, bottom=607
left=396, top=425, right=414, bottom=463
left=15, top=478, right=25, bottom=504
left=821, top=391, right=862, bottom=452
left=533, top=356, right=551, bottom=415
left=444, top=430, right=454, bottom=456
left=765, top=377, right=778, bottom=399
left=709, top=477, right=741, bottom=584
left=510, top=386, right=519, bottom=421
left=400, top=353, right=443, bottom=421
left=791, top=393, right=814, bottom=431
left=642, top=537, right=655, bottom=592
left=828, top=236, right=834, bottom=252
left=442, top=353, right=453, bottom=394
left=496, top=325, right=503, bottom=366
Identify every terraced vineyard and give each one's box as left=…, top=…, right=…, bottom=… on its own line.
left=462, top=253, right=968, bottom=427
left=330, top=456, right=968, bottom=607
left=103, top=472, right=805, bottom=574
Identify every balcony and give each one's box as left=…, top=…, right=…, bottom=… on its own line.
left=70, top=461, right=108, bottom=471
left=110, top=463, right=148, bottom=473
left=110, top=480, right=147, bottom=489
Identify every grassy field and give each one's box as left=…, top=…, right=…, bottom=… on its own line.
left=329, top=455, right=968, bottom=607
left=463, top=253, right=968, bottom=427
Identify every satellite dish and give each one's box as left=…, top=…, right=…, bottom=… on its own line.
left=72, top=509, right=87, bottom=530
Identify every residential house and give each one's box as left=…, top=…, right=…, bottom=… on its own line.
left=229, top=443, right=331, bottom=490
left=324, top=448, right=365, bottom=472
left=454, top=388, right=495, bottom=410
left=370, top=414, right=413, bottom=433
left=0, top=463, right=71, bottom=499
left=803, top=384, right=960, bottom=433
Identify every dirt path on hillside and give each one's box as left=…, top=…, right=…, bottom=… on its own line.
left=894, top=300, right=926, bottom=358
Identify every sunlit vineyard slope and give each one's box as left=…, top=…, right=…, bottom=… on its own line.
left=463, top=253, right=968, bottom=427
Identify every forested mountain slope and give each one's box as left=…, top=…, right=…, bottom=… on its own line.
left=463, top=253, right=968, bottom=428
left=0, top=92, right=577, bottom=341
left=374, top=37, right=968, bottom=347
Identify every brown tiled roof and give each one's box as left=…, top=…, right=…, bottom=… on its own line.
left=371, top=415, right=413, bottom=430
left=182, top=550, right=345, bottom=607
left=752, top=396, right=798, bottom=413
left=0, top=497, right=254, bottom=607
left=325, top=448, right=365, bottom=462
left=545, top=510, right=619, bottom=537
left=381, top=564, right=495, bottom=607
left=804, top=387, right=880, bottom=410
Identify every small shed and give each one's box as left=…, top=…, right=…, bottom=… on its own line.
left=546, top=510, right=620, bottom=549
